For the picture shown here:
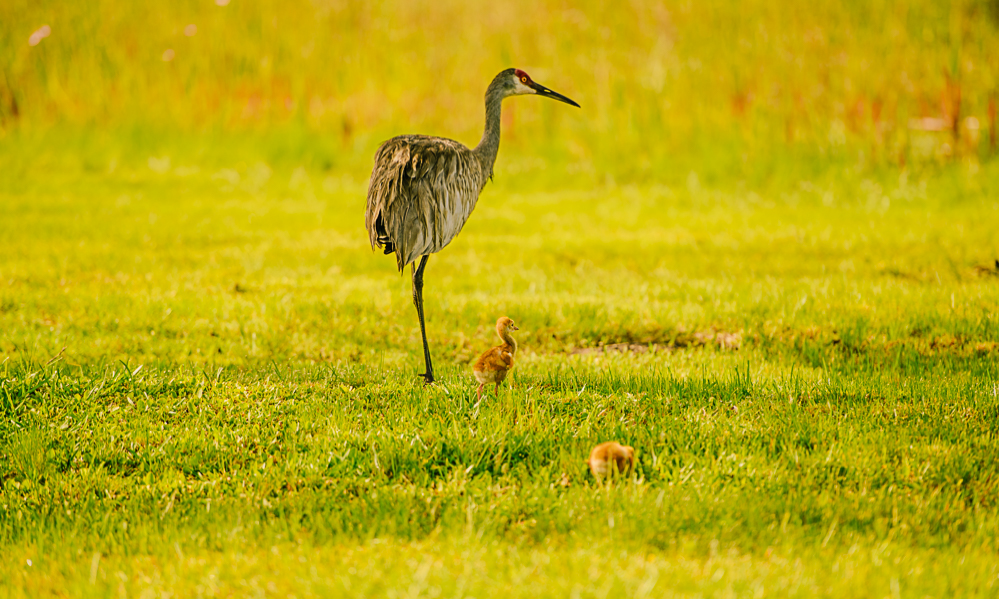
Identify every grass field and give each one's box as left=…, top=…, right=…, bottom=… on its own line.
left=4, top=0, right=999, bottom=596
left=2, top=139, right=998, bottom=596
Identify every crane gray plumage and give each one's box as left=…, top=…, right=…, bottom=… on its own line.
left=364, top=67, right=579, bottom=384
left=365, top=136, right=485, bottom=270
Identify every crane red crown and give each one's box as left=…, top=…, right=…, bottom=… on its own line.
left=514, top=69, right=531, bottom=82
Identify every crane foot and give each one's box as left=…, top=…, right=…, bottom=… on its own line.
left=418, top=372, right=435, bottom=385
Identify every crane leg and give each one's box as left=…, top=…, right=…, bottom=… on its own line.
left=412, top=255, right=434, bottom=384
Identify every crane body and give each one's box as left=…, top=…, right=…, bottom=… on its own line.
left=366, top=135, right=486, bottom=270
left=364, top=68, right=579, bottom=384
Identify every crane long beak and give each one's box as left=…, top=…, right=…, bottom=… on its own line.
left=530, top=82, right=580, bottom=108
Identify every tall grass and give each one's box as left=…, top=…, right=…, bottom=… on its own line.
left=3, top=0, right=999, bottom=182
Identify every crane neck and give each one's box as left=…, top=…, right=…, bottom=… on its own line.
left=498, top=328, right=518, bottom=354
left=473, top=81, right=506, bottom=180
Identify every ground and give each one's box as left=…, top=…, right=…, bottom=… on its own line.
left=1, top=137, right=998, bottom=595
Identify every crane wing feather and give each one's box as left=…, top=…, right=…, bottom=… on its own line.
left=364, top=136, right=485, bottom=271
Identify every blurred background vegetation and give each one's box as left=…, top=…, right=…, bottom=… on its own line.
left=2, top=0, right=999, bottom=187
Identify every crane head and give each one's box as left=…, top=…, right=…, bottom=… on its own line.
left=509, top=69, right=580, bottom=107
left=497, top=316, right=519, bottom=333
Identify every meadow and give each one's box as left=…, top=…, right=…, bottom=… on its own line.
left=3, top=0, right=999, bottom=596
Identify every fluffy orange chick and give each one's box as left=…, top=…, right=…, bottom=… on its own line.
left=587, top=441, right=635, bottom=482
left=472, top=316, right=519, bottom=401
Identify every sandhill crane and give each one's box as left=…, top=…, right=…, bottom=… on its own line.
left=364, top=68, right=579, bottom=384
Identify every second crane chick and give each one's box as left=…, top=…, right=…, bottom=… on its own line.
left=587, top=441, right=635, bottom=482
left=473, top=317, right=519, bottom=401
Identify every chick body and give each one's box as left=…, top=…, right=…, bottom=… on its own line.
left=472, top=317, right=519, bottom=401
left=587, top=441, right=635, bottom=481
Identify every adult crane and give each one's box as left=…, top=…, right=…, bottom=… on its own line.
left=364, top=68, right=579, bottom=384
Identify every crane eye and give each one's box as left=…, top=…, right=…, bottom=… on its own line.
left=520, top=76, right=528, bottom=83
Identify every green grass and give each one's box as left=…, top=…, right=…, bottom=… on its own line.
left=3, top=0, right=999, bottom=594
left=2, top=133, right=999, bottom=595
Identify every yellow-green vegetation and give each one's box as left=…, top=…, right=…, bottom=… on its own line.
left=3, top=0, right=999, bottom=597
left=4, top=0, right=999, bottom=178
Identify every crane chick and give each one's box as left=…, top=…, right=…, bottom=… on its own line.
left=587, top=442, right=635, bottom=482
left=472, top=317, right=519, bottom=401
